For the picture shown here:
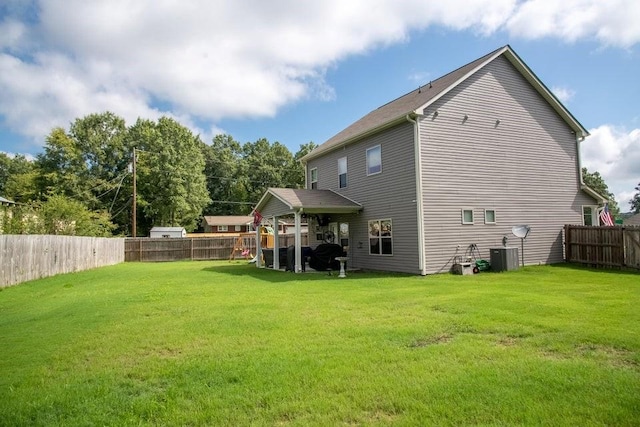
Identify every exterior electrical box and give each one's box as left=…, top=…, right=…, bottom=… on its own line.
left=490, top=247, right=519, bottom=272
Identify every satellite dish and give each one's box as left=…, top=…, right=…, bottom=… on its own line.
left=511, top=225, right=531, bottom=267
left=511, top=225, right=530, bottom=239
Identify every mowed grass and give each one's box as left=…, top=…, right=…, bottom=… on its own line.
left=0, top=262, right=639, bottom=426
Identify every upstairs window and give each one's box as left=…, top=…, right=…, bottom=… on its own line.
left=310, top=168, right=318, bottom=189
left=366, top=145, right=382, bottom=176
left=338, top=157, right=347, bottom=188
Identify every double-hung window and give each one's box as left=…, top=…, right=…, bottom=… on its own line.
left=369, top=219, right=393, bottom=255
left=366, top=145, right=382, bottom=175
left=338, top=157, right=347, bottom=188
left=310, top=168, right=318, bottom=189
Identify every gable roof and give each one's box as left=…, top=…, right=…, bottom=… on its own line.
left=201, top=215, right=253, bottom=226
left=623, top=213, right=640, bottom=226
left=302, top=45, right=589, bottom=162
left=254, top=188, right=362, bottom=214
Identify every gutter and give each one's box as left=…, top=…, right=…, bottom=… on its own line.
left=575, top=134, right=608, bottom=204
left=406, top=113, right=427, bottom=275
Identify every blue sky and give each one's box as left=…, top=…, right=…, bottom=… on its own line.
left=1, top=0, right=639, bottom=209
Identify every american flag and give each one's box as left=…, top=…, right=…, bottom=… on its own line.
left=599, top=203, right=614, bottom=226
left=253, top=210, right=263, bottom=227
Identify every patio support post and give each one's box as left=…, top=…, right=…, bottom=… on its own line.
left=255, top=224, right=262, bottom=268
left=273, top=215, right=279, bottom=270
left=294, top=210, right=302, bottom=273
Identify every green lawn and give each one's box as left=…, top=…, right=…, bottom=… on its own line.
left=1, top=262, right=638, bottom=426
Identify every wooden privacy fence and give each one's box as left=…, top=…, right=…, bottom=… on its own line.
left=1, top=235, right=125, bottom=288
left=564, top=225, right=640, bottom=270
left=125, top=234, right=309, bottom=262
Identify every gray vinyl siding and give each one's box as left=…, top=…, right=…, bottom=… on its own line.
left=260, top=197, right=293, bottom=218
left=419, top=56, right=590, bottom=273
left=306, top=123, right=420, bottom=274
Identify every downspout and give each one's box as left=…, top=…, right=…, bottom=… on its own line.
left=576, top=132, right=606, bottom=205
left=406, top=114, right=427, bottom=275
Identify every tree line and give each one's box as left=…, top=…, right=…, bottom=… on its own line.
left=1, top=111, right=639, bottom=237
left=0, top=112, right=316, bottom=236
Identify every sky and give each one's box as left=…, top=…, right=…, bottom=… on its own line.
left=1, top=0, right=639, bottom=211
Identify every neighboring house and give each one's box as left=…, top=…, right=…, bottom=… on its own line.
left=150, top=227, right=186, bottom=238
left=254, top=45, right=605, bottom=275
left=201, top=216, right=254, bottom=233
left=0, top=196, right=15, bottom=207
left=0, top=196, right=16, bottom=234
left=624, top=213, right=640, bottom=226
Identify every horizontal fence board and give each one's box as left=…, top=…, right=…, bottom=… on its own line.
left=564, top=225, right=640, bottom=270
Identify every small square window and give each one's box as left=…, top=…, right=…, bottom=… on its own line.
left=462, top=209, right=474, bottom=225
left=484, top=209, right=496, bottom=224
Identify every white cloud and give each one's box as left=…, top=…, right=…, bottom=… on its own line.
left=582, top=125, right=640, bottom=210
left=506, top=0, right=640, bottom=48
left=551, top=86, right=575, bottom=104
left=0, top=0, right=639, bottom=155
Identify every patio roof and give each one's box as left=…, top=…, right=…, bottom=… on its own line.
left=254, top=188, right=362, bottom=215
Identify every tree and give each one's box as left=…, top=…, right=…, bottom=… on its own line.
left=36, top=112, right=132, bottom=232
left=40, top=194, right=115, bottom=236
left=130, top=117, right=210, bottom=232
left=630, top=182, right=640, bottom=214
left=582, top=168, right=620, bottom=217
left=242, top=138, right=299, bottom=205
left=0, top=153, right=36, bottom=200
left=201, top=135, right=248, bottom=215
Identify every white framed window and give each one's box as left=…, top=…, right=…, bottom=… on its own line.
left=234, top=225, right=242, bottom=231
left=218, top=225, right=228, bottom=232
left=369, top=219, right=393, bottom=255
left=310, top=168, right=318, bottom=189
left=366, top=145, right=382, bottom=176
left=484, top=209, right=496, bottom=224
left=461, top=209, right=474, bottom=225
left=338, top=157, right=347, bottom=188
left=582, top=205, right=598, bottom=226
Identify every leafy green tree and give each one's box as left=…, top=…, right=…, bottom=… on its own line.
left=630, top=182, right=640, bottom=214
left=40, top=194, right=115, bottom=236
left=1, top=202, right=45, bottom=234
left=36, top=112, right=132, bottom=231
left=0, top=153, right=36, bottom=200
left=202, top=134, right=248, bottom=215
left=130, top=117, right=210, bottom=232
left=582, top=168, right=620, bottom=217
left=242, top=138, right=299, bottom=205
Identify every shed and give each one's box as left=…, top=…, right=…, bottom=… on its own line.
left=150, top=227, right=187, bottom=238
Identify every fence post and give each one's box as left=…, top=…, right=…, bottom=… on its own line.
left=564, top=224, right=571, bottom=262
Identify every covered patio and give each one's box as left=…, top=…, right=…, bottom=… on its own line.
left=252, top=188, right=362, bottom=273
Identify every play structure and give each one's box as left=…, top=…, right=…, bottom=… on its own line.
left=228, top=227, right=275, bottom=261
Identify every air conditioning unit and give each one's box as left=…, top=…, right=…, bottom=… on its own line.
left=490, top=247, right=519, bottom=272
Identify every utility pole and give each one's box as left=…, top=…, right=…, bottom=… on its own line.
left=132, top=148, right=137, bottom=237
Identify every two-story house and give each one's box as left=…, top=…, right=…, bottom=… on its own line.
left=253, top=45, right=606, bottom=275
